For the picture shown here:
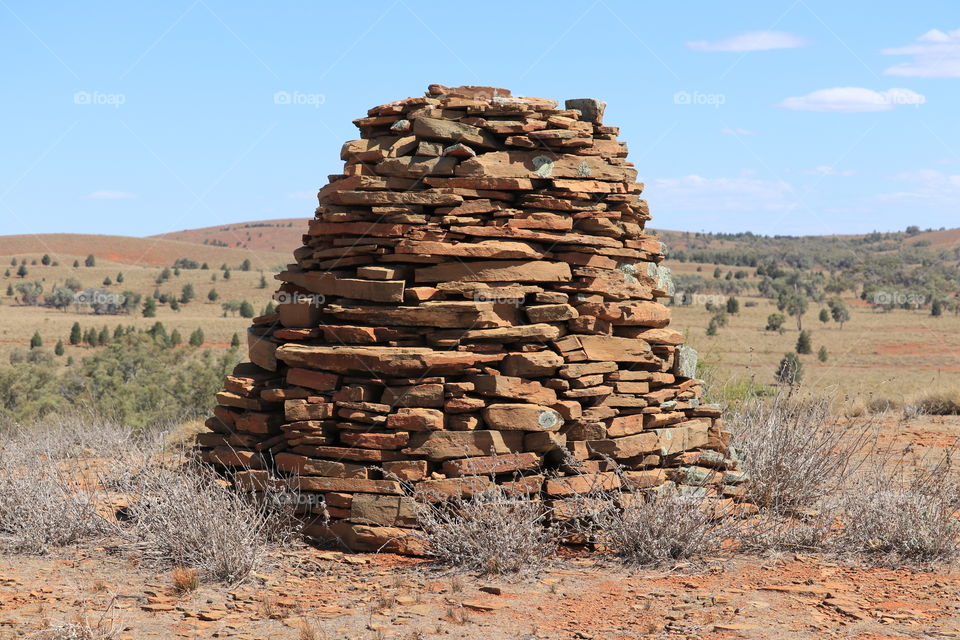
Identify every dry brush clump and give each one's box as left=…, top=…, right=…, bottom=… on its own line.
left=415, top=485, right=555, bottom=576
left=115, top=458, right=301, bottom=584
left=0, top=419, right=125, bottom=554
left=592, top=490, right=731, bottom=567
left=833, top=454, right=960, bottom=566
left=729, top=392, right=876, bottom=515
left=0, top=414, right=300, bottom=584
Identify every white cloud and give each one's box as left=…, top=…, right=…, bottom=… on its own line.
left=650, top=174, right=796, bottom=213
left=882, top=28, right=960, bottom=78
left=803, top=165, right=856, bottom=177
left=875, top=169, right=960, bottom=205
left=721, top=127, right=757, bottom=136
left=777, top=87, right=926, bottom=112
left=686, top=30, right=809, bottom=52
left=83, top=190, right=136, bottom=200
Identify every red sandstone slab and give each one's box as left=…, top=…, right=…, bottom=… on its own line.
left=277, top=344, right=504, bottom=376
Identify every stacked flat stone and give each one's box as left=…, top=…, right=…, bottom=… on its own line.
left=195, top=84, right=747, bottom=554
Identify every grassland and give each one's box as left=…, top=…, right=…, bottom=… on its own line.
left=1, top=223, right=958, bottom=405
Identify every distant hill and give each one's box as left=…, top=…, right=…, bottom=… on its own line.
left=0, top=233, right=289, bottom=268
left=151, top=219, right=307, bottom=253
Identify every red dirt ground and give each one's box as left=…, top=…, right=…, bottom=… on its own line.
left=1, top=416, right=958, bottom=639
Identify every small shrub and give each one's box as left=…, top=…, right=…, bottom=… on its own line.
left=119, top=461, right=298, bottom=583
left=836, top=458, right=960, bottom=566
left=775, top=352, right=803, bottom=385
left=171, top=566, right=199, bottom=595
left=416, top=486, right=555, bottom=575
left=730, top=393, right=875, bottom=514
left=910, top=389, right=960, bottom=415
left=795, top=330, right=812, bottom=355
left=595, top=490, right=729, bottom=567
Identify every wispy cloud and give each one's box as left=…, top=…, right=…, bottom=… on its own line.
left=83, top=190, right=137, bottom=200
left=778, top=87, right=926, bottom=112
left=803, top=165, right=856, bottom=177
left=875, top=169, right=960, bottom=206
left=882, top=28, right=960, bottom=78
left=686, top=30, right=809, bottom=52
left=651, top=174, right=796, bottom=213
left=721, top=127, right=757, bottom=136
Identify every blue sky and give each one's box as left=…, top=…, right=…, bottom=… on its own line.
left=1, top=1, right=958, bottom=238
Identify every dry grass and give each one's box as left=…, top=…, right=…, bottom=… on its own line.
left=0, top=420, right=126, bottom=553
left=834, top=454, right=960, bottom=566
left=729, top=392, right=877, bottom=514
left=673, top=294, right=960, bottom=399
left=593, top=490, right=731, bottom=567
left=415, top=486, right=555, bottom=576
left=32, top=599, right=123, bottom=640
left=116, top=459, right=300, bottom=584
left=171, top=566, right=199, bottom=595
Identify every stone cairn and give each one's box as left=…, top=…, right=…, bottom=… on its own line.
left=196, top=84, right=748, bottom=554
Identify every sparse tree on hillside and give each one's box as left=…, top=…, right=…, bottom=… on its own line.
left=188, top=328, right=205, bottom=347
left=259, top=273, right=268, bottom=289
left=239, top=300, right=255, bottom=318
left=54, top=340, right=64, bottom=356
left=778, top=290, right=809, bottom=331
left=726, top=297, right=739, bottom=314
left=795, top=330, right=813, bottom=355
left=230, top=332, right=241, bottom=348
left=223, top=269, right=231, bottom=280
left=818, top=346, right=828, bottom=362
left=262, top=301, right=276, bottom=316
left=85, top=254, right=96, bottom=267
left=97, top=326, right=110, bottom=346
left=931, top=299, right=944, bottom=317
left=775, top=352, right=803, bottom=385
left=207, top=288, right=220, bottom=302
left=83, top=328, right=97, bottom=347
left=765, top=313, right=786, bottom=332
left=102, top=276, right=112, bottom=287
left=41, top=254, right=51, bottom=266
left=221, top=300, right=241, bottom=316
left=69, top=322, right=82, bottom=345
left=30, top=331, right=42, bottom=349
left=180, top=283, right=195, bottom=304
left=16, top=264, right=27, bottom=278
left=240, top=258, right=252, bottom=272
left=818, top=308, right=830, bottom=324
left=72, top=260, right=80, bottom=268
left=46, top=286, right=75, bottom=311
left=5, top=284, right=12, bottom=296
left=116, top=272, right=124, bottom=283
left=827, top=298, right=850, bottom=329
left=143, top=297, right=157, bottom=318
left=170, top=329, right=182, bottom=347
left=9, top=258, right=15, bottom=267
left=713, top=267, right=722, bottom=279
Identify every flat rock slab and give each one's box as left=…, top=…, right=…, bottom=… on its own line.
left=277, top=344, right=503, bottom=376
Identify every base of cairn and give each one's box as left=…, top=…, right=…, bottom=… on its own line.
left=195, top=84, right=751, bottom=554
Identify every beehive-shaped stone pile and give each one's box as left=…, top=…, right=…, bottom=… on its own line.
left=196, top=84, right=746, bottom=553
